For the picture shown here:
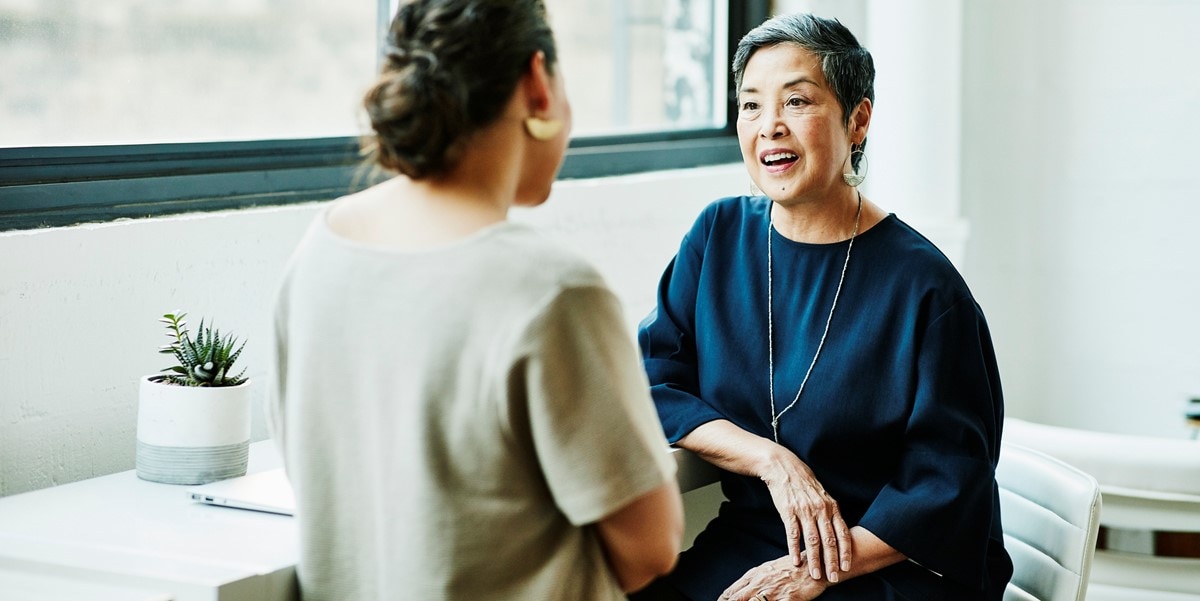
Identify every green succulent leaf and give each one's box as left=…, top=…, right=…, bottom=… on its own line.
left=155, top=311, right=248, bottom=388
left=227, top=342, right=245, bottom=366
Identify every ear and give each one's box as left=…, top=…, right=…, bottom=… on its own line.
left=521, top=51, right=554, bottom=116
left=848, top=97, right=872, bottom=145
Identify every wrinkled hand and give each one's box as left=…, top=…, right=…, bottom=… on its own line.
left=720, top=556, right=829, bottom=601
left=760, top=450, right=851, bottom=582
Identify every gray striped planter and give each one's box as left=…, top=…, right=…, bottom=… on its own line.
left=135, top=376, right=252, bottom=485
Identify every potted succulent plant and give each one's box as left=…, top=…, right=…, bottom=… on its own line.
left=135, top=311, right=252, bottom=485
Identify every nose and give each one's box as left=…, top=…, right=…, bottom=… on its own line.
left=759, top=107, right=787, bottom=139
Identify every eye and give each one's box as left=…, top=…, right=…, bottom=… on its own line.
left=740, top=100, right=760, bottom=112
left=786, top=96, right=809, bottom=107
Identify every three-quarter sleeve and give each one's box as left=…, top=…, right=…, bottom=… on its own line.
left=857, top=296, right=1005, bottom=588
left=638, top=214, right=728, bottom=444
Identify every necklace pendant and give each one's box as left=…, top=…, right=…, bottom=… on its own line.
left=765, top=192, right=862, bottom=447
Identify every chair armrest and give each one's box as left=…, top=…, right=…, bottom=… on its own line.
left=670, top=447, right=722, bottom=493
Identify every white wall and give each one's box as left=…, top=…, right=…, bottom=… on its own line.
left=0, top=206, right=313, bottom=496
left=961, top=0, right=1200, bottom=437
left=0, top=165, right=739, bottom=497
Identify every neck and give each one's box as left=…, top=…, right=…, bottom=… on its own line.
left=770, top=190, right=862, bottom=243
left=326, top=124, right=525, bottom=250
left=406, top=176, right=510, bottom=225
left=420, top=124, right=523, bottom=219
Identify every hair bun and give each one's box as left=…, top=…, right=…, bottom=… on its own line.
left=363, top=42, right=468, bottom=179
left=361, top=0, right=559, bottom=179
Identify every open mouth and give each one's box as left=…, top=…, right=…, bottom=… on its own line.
left=761, top=151, right=798, bottom=170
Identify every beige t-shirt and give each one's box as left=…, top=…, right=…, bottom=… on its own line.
left=267, top=211, right=675, bottom=601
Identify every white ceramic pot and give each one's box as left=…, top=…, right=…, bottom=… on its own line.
left=135, top=375, right=252, bottom=485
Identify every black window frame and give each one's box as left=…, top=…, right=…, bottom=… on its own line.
left=0, top=1, right=766, bottom=231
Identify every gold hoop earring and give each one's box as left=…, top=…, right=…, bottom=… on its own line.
left=524, top=117, right=563, bottom=141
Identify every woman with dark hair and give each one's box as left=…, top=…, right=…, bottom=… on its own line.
left=267, top=1, right=682, bottom=599
left=635, top=12, right=1012, bottom=601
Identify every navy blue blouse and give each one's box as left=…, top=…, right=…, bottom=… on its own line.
left=638, top=196, right=1012, bottom=601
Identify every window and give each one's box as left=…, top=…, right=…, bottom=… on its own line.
left=552, top=0, right=728, bottom=137
left=0, top=0, right=765, bottom=230
left=0, top=0, right=378, bottom=147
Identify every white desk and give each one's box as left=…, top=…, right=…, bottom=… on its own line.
left=0, top=442, right=720, bottom=601
left=0, top=441, right=297, bottom=601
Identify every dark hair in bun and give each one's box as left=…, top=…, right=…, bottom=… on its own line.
left=362, top=0, right=558, bottom=179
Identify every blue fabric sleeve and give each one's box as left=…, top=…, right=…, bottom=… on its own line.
left=638, top=211, right=727, bottom=443
left=857, top=296, right=1005, bottom=589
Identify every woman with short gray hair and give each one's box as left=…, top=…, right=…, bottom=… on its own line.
left=635, top=12, right=1012, bottom=601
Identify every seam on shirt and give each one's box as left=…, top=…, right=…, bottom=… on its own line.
left=924, top=294, right=976, bottom=334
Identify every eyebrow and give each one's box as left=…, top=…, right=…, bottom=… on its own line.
left=739, top=77, right=820, bottom=95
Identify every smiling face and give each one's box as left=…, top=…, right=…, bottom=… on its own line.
left=736, top=43, right=867, bottom=205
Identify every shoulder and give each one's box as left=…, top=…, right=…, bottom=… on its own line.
left=478, top=225, right=622, bottom=338
left=694, top=195, right=768, bottom=231
left=496, top=229, right=631, bottom=354
left=680, top=195, right=769, bottom=252
left=273, top=208, right=336, bottom=298
left=863, top=216, right=978, bottom=310
left=490, top=224, right=607, bottom=291
left=873, top=217, right=967, bottom=281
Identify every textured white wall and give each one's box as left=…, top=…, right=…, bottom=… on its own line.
left=0, top=165, right=740, bottom=497
left=0, top=207, right=317, bottom=496
left=961, top=0, right=1200, bottom=436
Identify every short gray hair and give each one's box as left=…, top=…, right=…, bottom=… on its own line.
left=732, top=13, right=875, bottom=167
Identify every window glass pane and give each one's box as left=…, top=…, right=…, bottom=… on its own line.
left=549, top=0, right=727, bottom=137
left=0, top=0, right=729, bottom=149
left=0, top=0, right=377, bottom=147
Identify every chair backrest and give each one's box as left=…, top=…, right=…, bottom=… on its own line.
left=997, top=442, right=1102, bottom=601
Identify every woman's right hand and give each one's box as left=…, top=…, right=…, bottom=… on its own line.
left=759, top=446, right=852, bottom=583
left=676, top=420, right=852, bottom=582
left=720, top=555, right=829, bottom=601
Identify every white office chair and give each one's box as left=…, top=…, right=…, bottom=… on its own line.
left=997, top=442, right=1102, bottom=601
left=1005, top=418, right=1200, bottom=601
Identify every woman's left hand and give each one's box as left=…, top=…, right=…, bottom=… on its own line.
left=719, top=556, right=830, bottom=601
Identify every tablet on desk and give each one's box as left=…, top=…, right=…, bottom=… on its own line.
left=187, top=467, right=296, bottom=516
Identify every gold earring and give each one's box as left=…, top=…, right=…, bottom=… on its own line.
left=524, top=117, right=563, bottom=141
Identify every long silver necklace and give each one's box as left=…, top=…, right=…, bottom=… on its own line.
left=768, top=192, right=862, bottom=443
